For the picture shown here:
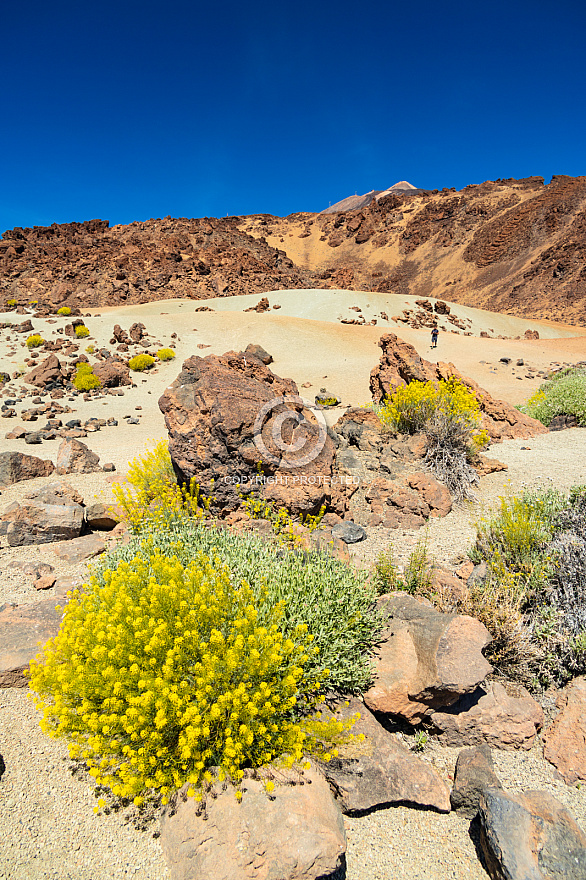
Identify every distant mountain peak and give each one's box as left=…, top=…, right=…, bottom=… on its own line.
left=321, top=181, right=419, bottom=214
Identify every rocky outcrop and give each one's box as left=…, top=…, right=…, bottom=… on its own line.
left=320, top=699, right=450, bottom=813
left=363, top=593, right=492, bottom=724
left=1, top=482, right=84, bottom=546
left=366, top=472, right=452, bottom=529
left=159, top=763, right=346, bottom=880
left=430, top=682, right=544, bottom=749
left=479, top=788, right=586, bottom=880
left=0, top=451, right=55, bottom=487
left=370, top=334, right=548, bottom=441
left=159, top=351, right=339, bottom=516
left=543, top=677, right=586, bottom=784
left=23, top=354, right=65, bottom=388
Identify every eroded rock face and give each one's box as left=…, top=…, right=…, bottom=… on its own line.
left=92, top=358, right=130, bottom=387
left=1, top=482, right=84, bottom=546
left=366, top=472, right=452, bottom=529
left=369, top=334, right=548, bottom=441
left=319, top=699, right=450, bottom=813
left=543, top=677, right=586, bottom=784
left=0, top=451, right=54, bottom=487
left=363, top=593, right=492, bottom=724
left=159, top=763, right=346, bottom=880
left=159, top=352, right=338, bottom=515
left=430, top=682, right=544, bottom=750
left=479, top=788, right=586, bottom=880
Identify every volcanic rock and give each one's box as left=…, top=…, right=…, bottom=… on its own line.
left=543, top=677, right=586, bottom=784
left=0, top=597, right=64, bottom=686
left=244, top=343, right=273, bottom=365
left=92, top=358, right=130, bottom=387
left=23, top=354, right=65, bottom=388
left=479, top=788, right=586, bottom=880
left=159, top=351, right=337, bottom=516
left=159, top=763, right=346, bottom=880
left=320, top=698, right=450, bottom=813
left=450, top=745, right=502, bottom=818
left=1, top=482, right=84, bottom=546
left=430, top=682, right=544, bottom=749
left=0, top=451, right=55, bottom=487
left=365, top=472, right=452, bottom=529
left=363, top=593, right=492, bottom=724
left=55, top=438, right=101, bottom=474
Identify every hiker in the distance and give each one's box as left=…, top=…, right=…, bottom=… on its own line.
left=431, top=326, right=439, bottom=348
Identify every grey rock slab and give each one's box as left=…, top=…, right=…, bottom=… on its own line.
left=55, top=438, right=101, bottom=474
left=0, top=598, right=63, bottom=686
left=2, top=481, right=85, bottom=546
left=479, top=788, right=586, bottom=880
left=160, top=762, right=346, bottom=880
left=320, top=698, right=450, bottom=813
left=331, top=521, right=367, bottom=544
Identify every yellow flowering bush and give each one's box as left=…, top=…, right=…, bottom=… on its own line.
left=75, top=324, right=90, bottom=338
left=156, top=348, right=176, bottom=361
left=73, top=362, right=102, bottom=391
left=26, top=334, right=45, bottom=348
left=129, top=354, right=155, bottom=371
left=29, top=548, right=357, bottom=807
left=57, top=306, right=72, bottom=316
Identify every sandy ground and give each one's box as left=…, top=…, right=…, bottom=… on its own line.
left=0, top=289, right=584, bottom=475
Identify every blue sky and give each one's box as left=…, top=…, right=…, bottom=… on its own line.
left=2, top=0, right=585, bottom=232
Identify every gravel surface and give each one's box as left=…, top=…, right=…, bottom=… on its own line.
left=2, top=431, right=586, bottom=879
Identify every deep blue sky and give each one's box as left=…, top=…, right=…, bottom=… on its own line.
left=2, top=0, right=585, bottom=233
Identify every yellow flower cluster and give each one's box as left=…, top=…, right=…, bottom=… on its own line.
left=112, top=440, right=208, bottom=530
left=29, top=546, right=351, bottom=806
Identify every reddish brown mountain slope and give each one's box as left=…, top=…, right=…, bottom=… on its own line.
left=2, top=175, right=585, bottom=324
left=0, top=216, right=321, bottom=311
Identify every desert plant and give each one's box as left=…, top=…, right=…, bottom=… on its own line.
left=86, top=345, right=95, bottom=354
left=57, top=306, right=72, bottom=316
left=6, top=299, right=17, bottom=308
left=29, top=548, right=360, bottom=810
left=73, top=362, right=102, bottom=392
left=373, top=539, right=435, bottom=597
left=26, top=334, right=44, bottom=349
left=466, top=486, right=586, bottom=687
left=129, top=354, right=155, bottom=372
left=520, top=367, right=586, bottom=427
left=156, top=348, right=175, bottom=361
left=377, top=378, right=489, bottom=500
left=75, top=324, right=90, bottom=338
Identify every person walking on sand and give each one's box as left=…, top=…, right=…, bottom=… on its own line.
left=431, top=326, right=439, bottom=348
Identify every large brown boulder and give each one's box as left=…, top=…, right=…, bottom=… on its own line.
left=1, top=482, right=84, bottom=546
left=159, top=763, right=346, bottom=880
left=92, top=358, right=130, bottom=387
left=363, top=593, right=492, bottom=724
left=479, top=789, right=586, bottom=880
left=159, top=351, right=337, bottom=515
left=0, top=597, right=64, bottom=686
left=366, top=472, right=452, bottom=528
left=0, top=451, right=55, bottom=487
left=320, top=698, right=450, bottom=813
left=55, top=439, right=101, bottom=474
left=430, top=682, right=544, bottom=750
left=543, top=677, right=586, bottom=784
left=23, top=353, right=65, bottom=388
left=370, top=333, right=547, bottom=441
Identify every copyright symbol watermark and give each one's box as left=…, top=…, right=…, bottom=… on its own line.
left=253, top=395, right=327, bottom=469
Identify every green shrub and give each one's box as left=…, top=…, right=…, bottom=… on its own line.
left=129, top=354, right=155, bottom=372
left=57, top=306, right=72, bottom=316
left=156, top=348, right=176, bottom=361
left=73, top=362, right=102, bottom=391
left=465, top=487, right=586, bottom=687
left=26, top=334, right=44, bottom=349
left=75, top=324, right=90, bottom=338
left=376, top=377, right=489, bottom=499
left=374, top=540, right=435, bottom=597
left=520, top=368, right=586, bottom=426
